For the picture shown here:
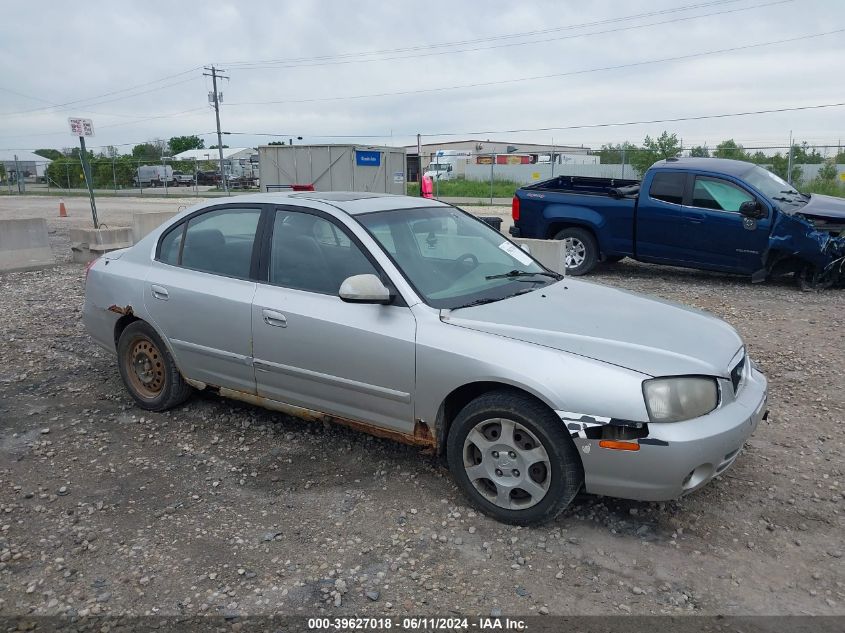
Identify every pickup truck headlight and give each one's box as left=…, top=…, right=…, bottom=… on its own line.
left=643, top=377, right=719, bottom=423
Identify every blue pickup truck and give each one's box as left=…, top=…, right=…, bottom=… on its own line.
left=509, top=157, right=845, bottom=289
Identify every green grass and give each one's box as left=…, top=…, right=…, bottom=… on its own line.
left=406, top=179, right=521, bottom=199
left=801, top=178, right=845, bottom=197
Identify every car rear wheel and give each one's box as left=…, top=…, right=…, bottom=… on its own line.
left=447, top=390, right=583, bottom=525
left=796, top=264, right=835, bottom=291
left=117, top=321, right=192, bottom=411
left=553, top=227, right=598, bottom=275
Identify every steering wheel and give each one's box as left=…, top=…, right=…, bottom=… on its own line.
left=452, top=252, right=479, bottom=276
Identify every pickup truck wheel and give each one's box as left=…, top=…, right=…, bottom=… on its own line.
left=117, top=321, right=192, bottom=412
left=447, top=390, right=583, bottom=526
left=553, top=227, right=598, bottom=275
left=796, top=265, right=835, bottom=291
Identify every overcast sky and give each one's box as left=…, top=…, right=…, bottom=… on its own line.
left=0, top=0, right=842, bottom=154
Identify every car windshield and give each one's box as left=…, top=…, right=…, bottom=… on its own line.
left=742, top=164, right=807, bottom=207
left=356, top=206, right=558, bottom=309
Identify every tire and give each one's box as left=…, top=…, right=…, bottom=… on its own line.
left=117, top=321, right=192, bottom=411
left=796, top=265, right=835, bottom=291
left=446, top=390, right=584, bottom=526
left=553, top=227, right=598, bottom=276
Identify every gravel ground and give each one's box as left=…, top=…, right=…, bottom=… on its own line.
left=0, top=197, right=842, bottom=618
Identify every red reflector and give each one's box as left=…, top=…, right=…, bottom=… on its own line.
left=511, top=195, right=520, bottom=221
left=84, top=256, right=99, bottom=282
left=292, top=184, right=315, bottom=191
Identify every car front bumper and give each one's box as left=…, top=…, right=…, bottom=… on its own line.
left=573, top=365, right=768, bottom=501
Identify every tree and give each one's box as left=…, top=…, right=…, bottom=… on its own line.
left=689, top=145, right=710, bottom=157
left=817, top=161, right=838, bottom=182
left=596, top=142, right=635, bottom=164
left=769, top=152, right=803, bottom=185
left=629, top=131, right=681, bottom=175
left=268, top=141, right=285, bottom=146
left=791, top=142, right=823, bottom=165
left=34, top=149, right=62, bottom=160
left=713, top=139, right=749, bottom=161
left=131, top=140, right=166, bottom=160
left=168, top=135, right=205, bottom=155
left=209, top=144, right=229, bottom=149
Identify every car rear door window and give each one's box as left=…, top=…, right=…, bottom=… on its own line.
left=269, top=210, right=378, bottom=294
left=179, top=208, right=261, bottom=278
left=649, top=172, right=686, bottom=205
left=158, top=223, right=184, bottom=265
left=691, top=176, right=755, bottom=212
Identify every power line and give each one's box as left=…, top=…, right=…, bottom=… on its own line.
left=0, top=66, right=204, bottom=117
left=418, top=101, right=845, bottom=137
left=217, top=100, right=845, bottom=141
left=224, top=0, right=792, bottom=71
left=221, top=0, right=764, bottom=69
left=225, top=28, right=844, bottom=107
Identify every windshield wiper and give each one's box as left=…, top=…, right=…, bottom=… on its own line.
left=451, top=296, right=506, bottom=310
left=485, top=269, right=562, bottom=280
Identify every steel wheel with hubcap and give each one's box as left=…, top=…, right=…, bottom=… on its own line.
left=117, top=320, right=193, bottom=411
left=447, top=390, right=583, bottom=525
left=463, top=418, right=551, bottom=510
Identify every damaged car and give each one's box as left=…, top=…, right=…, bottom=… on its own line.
left=509, top=157, right=845, bottom=289
left=83, top=192, right=768, bottom=525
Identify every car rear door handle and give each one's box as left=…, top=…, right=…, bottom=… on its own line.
left=150, top=284, right=169, bottom=300
left=262, top=309, right=287, bottom=328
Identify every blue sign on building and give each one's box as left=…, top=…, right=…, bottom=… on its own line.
left=355, top=150, right=381, bottom=167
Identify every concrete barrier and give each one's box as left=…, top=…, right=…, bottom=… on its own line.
left=0, top=218, right=55, bottom=273
left=511, top=237, right=567, bottom=276
left=133, top=211, right=177, bottom=243
left=70, top=227, right=133, bottom=264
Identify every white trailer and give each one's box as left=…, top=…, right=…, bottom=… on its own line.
left=259, top=144, right=406, bottom=194
left=133, top=165, right=173, bottom=187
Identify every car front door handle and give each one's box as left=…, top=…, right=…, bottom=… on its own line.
left=262, top=309, right=287, bottom=328
left=686, top=212, right=706, bottom=223
left=150, top=284, right=169, bottom=300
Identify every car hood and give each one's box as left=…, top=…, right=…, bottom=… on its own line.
left=795, top=193, right=845, bottom=220
left=441, top=279, right=743, bottom=378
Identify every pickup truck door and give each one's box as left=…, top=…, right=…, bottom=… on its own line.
left=635, top=171, right=700, bottom=264
left=683, top=175, right=771, bottom=272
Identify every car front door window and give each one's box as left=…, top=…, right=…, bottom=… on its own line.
left=691, top=177, right=755, bottom=212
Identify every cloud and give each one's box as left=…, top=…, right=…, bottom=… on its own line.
left=0, top=0, right=841, bottom=153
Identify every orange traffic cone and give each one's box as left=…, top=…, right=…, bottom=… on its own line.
left=58, top=199, right=67, bottom=218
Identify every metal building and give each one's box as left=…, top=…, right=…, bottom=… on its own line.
left=258, top=144, right=406, bottom=194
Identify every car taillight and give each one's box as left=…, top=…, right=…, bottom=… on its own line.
left=292, top=184, right=315, bottom=191
left=84, top=257, right=99, bottom=281
left=511, top=195, right=520, bottom=222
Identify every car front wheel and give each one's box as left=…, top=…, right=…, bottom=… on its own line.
left=117, top=321, right=192, bottom=411
left=447, top=390, right=583, bottom=525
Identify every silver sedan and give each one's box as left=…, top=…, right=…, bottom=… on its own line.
left=83, top=192, right=768, bottom=525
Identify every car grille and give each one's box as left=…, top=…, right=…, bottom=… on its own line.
left=730, top=354, right=745, bottom=394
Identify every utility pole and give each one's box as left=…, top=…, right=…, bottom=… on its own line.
left=204, top=65, right=229, bottom=195
left=787, top=130, right=794, bottom=185
left=416, top=133, right=422, bottom=196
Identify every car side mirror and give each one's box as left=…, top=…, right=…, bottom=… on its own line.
left=339, top=274, right=392, bottom=304
left=739, top=200, right=766, bottom=219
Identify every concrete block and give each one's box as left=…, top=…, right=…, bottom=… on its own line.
left=511, top=237, right=567, bottom=276
left=0, top=218, right=55, bottom=273
left=133, top=211, right=177, bottom=243
left=70, top=227, right=133, bottom=264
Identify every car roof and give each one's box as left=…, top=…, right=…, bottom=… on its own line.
left=651, top=157, right=758, bottom=176
left=204, top=191, right=451, bottom=215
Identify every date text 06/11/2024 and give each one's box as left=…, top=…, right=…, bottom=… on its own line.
left=306, top=616, right=527, bottom=630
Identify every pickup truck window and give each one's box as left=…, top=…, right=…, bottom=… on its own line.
left=691, top=177, right=754, bottom=212
left=648, top=172, right=685, bottom=205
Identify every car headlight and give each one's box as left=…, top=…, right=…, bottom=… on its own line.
left=642, top=377, right=719, bottom=423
